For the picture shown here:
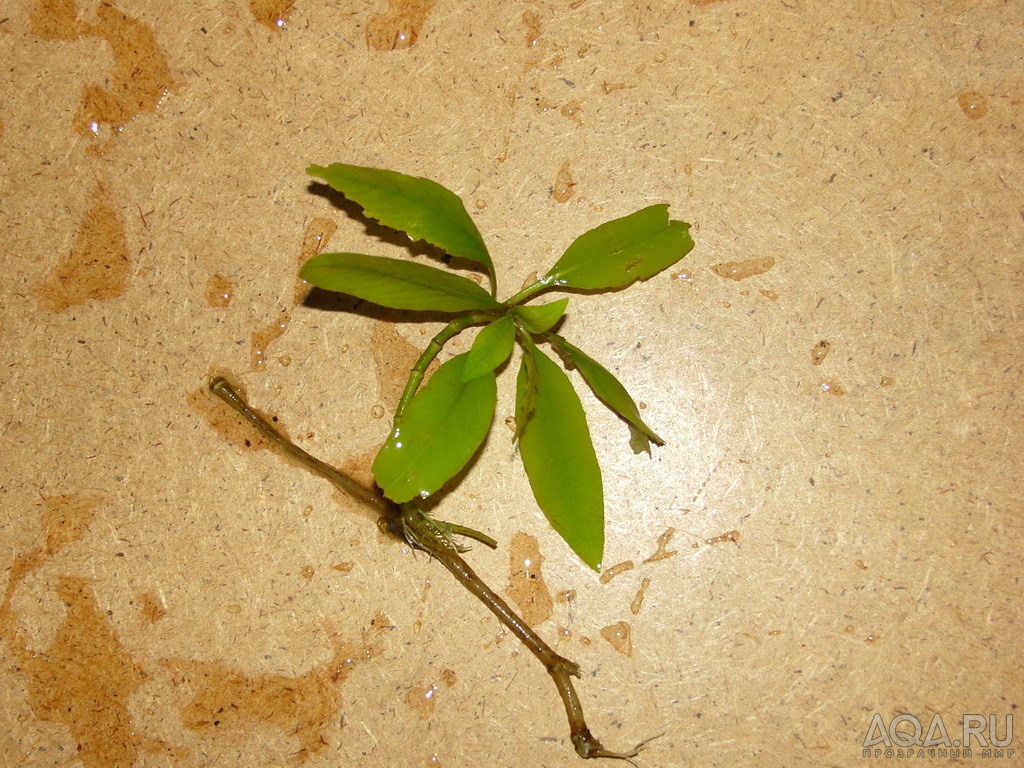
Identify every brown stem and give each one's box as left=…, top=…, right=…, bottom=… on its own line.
left=208, top=376, right=647, bottom=761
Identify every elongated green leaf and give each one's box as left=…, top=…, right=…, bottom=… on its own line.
left=464, top=315, right=515, bottom=380
left=552, top=336, right=664, bottom=453
left=514, top=340, right=538, bottom=440
left=373, top=353, right=497, bottom=503
left=301, top=252, right=500, bottom=312
left=517, top=347, right=604, bottom=570
left=308, top=163, right=496, bottom=290
left=513, top=298, right=569, bottom=334
left=542, top=205, right=694, bottom=291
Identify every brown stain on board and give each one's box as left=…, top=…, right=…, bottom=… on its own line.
left=138, top=591, right=167, bottom=623
left=250, top=310, right=291, bottom=371
left=643, top=527, right=678, bottom=563
left=630, top=577, right=651, bottom=615
left=30, top=0, right=179, bottom=149
left=598, top=560, right=634, bottom=585
left=247, top=217, right=337, bottom=372
left=602, top=81, right=633, bottom=94
left=704, top=529, right=741, bottom=546
left=560, top=99, right=583, bottom=124
left=600, top=621, right=632, bottom=656
left=710, top=257, right=776, bottom=281
left=552, top=161, right=576, bottom=203
left=811, top=340, right=832, bottom=366
left=29, top=577, right=148, bottom=767
left=366, top=0, right=435, bottom=50
left=249, top=0, right=295, bottom=29
left=205, top=273, right=235, bottom=308
left=0, top=494, right=168, bottom=768
left=818, top=378, right=846, bottom=396
left=957, top=91, right=988, bottom=119
left=506, top=532, right=553, bottom=626
left=522, top=9, right=542, bottom=47
left=372, top=322, right=426, bottom=411
left=405, top=683, right=440, bottom=720
left=163, top=621, right=384, bottom=763
left=35, top=183, right=130, bottom=311
left=1, top=494, right=101, bottom=600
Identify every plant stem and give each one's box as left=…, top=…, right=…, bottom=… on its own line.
left=208, top=376, right=646, bottom=762
left=209, top=378, right=392, bottom=517
left=503, top=276, right=558, bottom=307
left=393, top=312, right=493, bottom=423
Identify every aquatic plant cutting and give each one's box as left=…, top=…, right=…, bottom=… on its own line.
left=210, top=162, right=694, bottom=760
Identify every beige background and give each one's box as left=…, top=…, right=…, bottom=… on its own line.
left=1, top=1, right=1021, bottom=766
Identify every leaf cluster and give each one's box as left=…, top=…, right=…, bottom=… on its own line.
left=302, top=163, right=694, bottom=569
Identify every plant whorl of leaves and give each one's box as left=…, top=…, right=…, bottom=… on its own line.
left=302, top=162, right=694, bottom=570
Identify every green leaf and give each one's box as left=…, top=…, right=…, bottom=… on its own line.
left=513, top=340, right=538, bottom=440
left=513, top=298, right=569, bottom=334
left=308, top=163, right=496, bottom=291
left=542, top=204, right=694, bottom=292
left=552, top=336, right=664, bottom=453
left=517, top=346, right=604, bottom=570
left=300, top=252, right=500, bottom=312
left=373, top=353, right=497, bottom=503
left=464, top=315, right=515, bottom=380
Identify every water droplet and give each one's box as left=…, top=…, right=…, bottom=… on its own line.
left=704, top=530, right=741, bottom=546
left=250, top=311, right=290, bottom=371
left=599, top=560, right=635, bottom=584
left=630, top=577, right=651, bottom=615
left=819, top=378, right=845, bottom=396
left=522, top=9, right=542, bottom=47
left=552, top=161, right=576, bottom=203
left=600, top=621, right=633, bottom=656
left=643, top=527, right=678, bottom=563
left=249, top=0, right=295, bottom=30
left=810, top=340, right=832, bottom=366
left=371, top=404, right=386, bottom=419
left=602, top=82, right=630, bottom=94
left=560, top=99, right=583, bottom=123
left=405, top=683, right=440, bottom=719
left=710, top=257, right=776, bottom=281
left=205, top=274, right=234, bottom=308
left=366, top=0, right=436, bottom=51
left=507, top=533, right=553, bottom=625
left=957, top=91, right=987, bottom=119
